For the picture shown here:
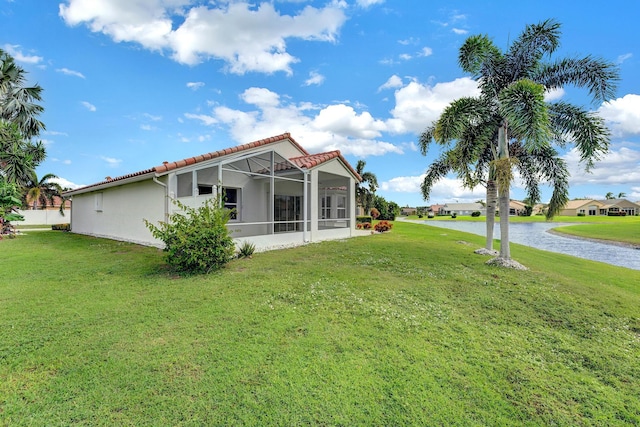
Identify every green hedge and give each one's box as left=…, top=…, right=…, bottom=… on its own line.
left=52, top=223, right=71, bottom=231
left=356, top=216, right=373, bottom=224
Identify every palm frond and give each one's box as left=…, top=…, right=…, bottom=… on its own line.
left=536, top=56, right=619, bottom=103
left=498, top=79, right=551, bottom=149
left=458, top=34, right=501, bottom=75
left=421, top=157, right=452, bottom=201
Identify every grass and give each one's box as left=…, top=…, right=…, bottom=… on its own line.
left=552, top=223, right=640, bottom=246
left=2, top=224, right=639, bottom=425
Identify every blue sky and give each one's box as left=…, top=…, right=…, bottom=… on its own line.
left=2, top=0, right=639, bottom=207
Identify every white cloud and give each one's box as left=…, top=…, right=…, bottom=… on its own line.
left=617, top=53, right=632, bottom=64
left=381, top=174, right=485, bottom=202
left=51, top=176, right=82, bottom=190
left=2, top=44, right=43, bottom=64
left=186, top=81, right=204, bottom=90
left=81, top=101, right=96, bottom=111
left=143, top=113, right=162, bottom=121
left=399, top=53, right=412, bottom=61
left=598, top=94, right=640, bottom=136
left=356, top=0, right=384, bottom=7
left=185, top=86, right=403, bottom=157
left=564, top=144, right=640, bottom=186
left=378, top=75, right=403, bottom=92
left=140, top=124, right=156, bottom=131
left=60, top=0, right=347, bottom=74
left=386, top=77, right=480, bottom=134
left=420, top=47, right=433, bottom=57
left=544, top=87, right=564, bottom=102
left=304, top=71, right=325, bottom=86
left=100, top=156, right=122, bottom=168
left=452, top=28, right=468, bottom=35
left=57, top=68, right=85, bottom=78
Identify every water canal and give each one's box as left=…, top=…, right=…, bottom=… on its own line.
left=420, top=220, right=640, bottom=271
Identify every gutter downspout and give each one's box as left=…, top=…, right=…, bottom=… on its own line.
left=303, top=171, right=309, bottom=242
left=152, top=176, right=169, bottom=222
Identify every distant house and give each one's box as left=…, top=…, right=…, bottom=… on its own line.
left=596, top=198, right=640, bottom=216
left=509, top=200, right=526, bottom=216
left=63, top=133, right=362, bottom=251
left=400, top=206, right=417, bottom=216
left=559, top=199, right=605, bottom=216
left=439, top=202, right=485, bottom=216
left=429, top=204, right=445, bottom=215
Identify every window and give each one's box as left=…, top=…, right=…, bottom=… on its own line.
left=94, top=193, right=103, bottom=212
left=274, top=195, right=302, bottom=232
left=197, top=185, right=213, bottom=195
left=223, top=187, right=239, bottom=220
left=336, top=195, right=346, bottom=219
left=321, top=196, right=331, bottom=219
left=177, top=172, right=193, bottom=198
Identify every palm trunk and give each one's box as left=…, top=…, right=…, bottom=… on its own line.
left=497, top=123, right=511, bottom=260
left=485, top=169, right=497, bottom=250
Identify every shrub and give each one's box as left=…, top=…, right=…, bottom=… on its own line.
left=370, top=208, right=380, bottom=219
left=237, top=241, right=256, bottom=258
left=145, top=197, right=235, bottom=274
left=356, top=216, right=372, bottom=224
left=52, top=223, right=70, bottom=231
left=362, top=222, right=372, bottom=229
left=471, top=211, right=481, bottom=217
left=451, top=213, right=457, bottom=218
left=374, top=220, right=393, bottom=232
left=577, top=212, right=586, bottom=217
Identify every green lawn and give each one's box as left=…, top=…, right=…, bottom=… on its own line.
left=2, top=224, right=639, bottom=425
left=552, top=222, right=640, bottom=246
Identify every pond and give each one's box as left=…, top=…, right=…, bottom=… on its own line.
left=420, top=220, right=640, bottom=271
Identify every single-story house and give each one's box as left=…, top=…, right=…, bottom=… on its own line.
left=400, top=206, right=417, bottom=216
left=63, top=133, right=362, bottom=251
left=439, top=202, right=485, bottom=216
left=509, top=200, right=526, bottom=216
left=596, top=198, right=640, bottom=216
left=559, top=199, right=605, bottom=216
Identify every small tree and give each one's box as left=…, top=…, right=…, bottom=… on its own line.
left=0, top=179, right=24, bottom=237
left=145, top=197, right=235, bottom=274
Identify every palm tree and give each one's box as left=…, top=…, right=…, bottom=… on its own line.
left=0, top=123, right=45, bottom=186
left=605, top=192, right=615, bottom=199
left=0, top=48, right=45, bottom=138
left=355, top=160, right=378, bottom=216
left=23, top=173, right=64, bottom=211
left=421, top=19, right=618, bottom=264
left=617, top=192, right=626, bottom=199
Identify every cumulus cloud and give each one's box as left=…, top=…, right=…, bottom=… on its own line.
left=564, top=144, right=640, bottom=186
left=57, top=67, right=86, bottom=78
left=598, top=94, right=640, bottom=136
left=452, top=28, right=468, bottom=35
left=386, top=77, right=480, bottom=134
left=81, top=101, right=96, bottom=111
left=420, top=47, right=433, bottom=57
left=101, top=156, right=122, bottom=168
left=185, top=86, right=403, bottom=157
left=2, top=44, right=43, bottom=64
left=59, top=0, right=347, bottom=74
left=544, top=87, right=564, bottom=102
left=304, top=71, right=325, bottom=86
left=356, top=0, right=384, bottom=7
left=381, top=174, right=485, bottom=202
left=51, top=176, right=83, bottom=190
left=186, top=81, right=204, bottom=90
left=378, top=75, right=403, bottom=92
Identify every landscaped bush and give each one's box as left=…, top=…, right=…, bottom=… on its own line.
left=577, top=212, right=586, bottom=217
left=356, top=216, right=372, bottom=225
left=145, top=197, right=235, bottom=274
left=356, top=222, right=372, bottom=230
left=607, top=211, right=627, bottom=216
left=52, top=223, right=70, bottom=231
left=451, top=213, right=457, bottom=218
left=374, top=220, right=393, bottom=232
left=237, top=241, right=256, bottom=258
left=471, top=211, right=481, bottom=217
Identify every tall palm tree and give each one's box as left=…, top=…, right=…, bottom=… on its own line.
left=0, top=123, right=45, bottom=186
left=23, top=172, right=64, bottom=211
left=355, top=160, right=378, bottom=215
left=421, top=19, right=618, bottom=264
left=0, top=48, right=45, bottom=138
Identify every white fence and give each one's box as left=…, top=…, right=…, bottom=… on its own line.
left=17, top=209, right=69, bottom=226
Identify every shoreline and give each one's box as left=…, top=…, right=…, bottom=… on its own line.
left=546, top=228, right=640, bottom=250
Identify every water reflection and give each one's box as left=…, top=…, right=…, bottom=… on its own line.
left=421, top=220, right=640, bottom=270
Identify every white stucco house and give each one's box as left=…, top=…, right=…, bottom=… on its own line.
left=64, top=133, right=362, bottom=251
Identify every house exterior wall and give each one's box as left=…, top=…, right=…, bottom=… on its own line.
left=70, top=179, right=166, bottom=246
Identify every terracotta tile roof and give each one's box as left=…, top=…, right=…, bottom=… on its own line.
left=290, top=151, right=362, bottom=181
left=65, top=133, right=310, bottom=195
left=154, top=133, right=307, bottom=173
